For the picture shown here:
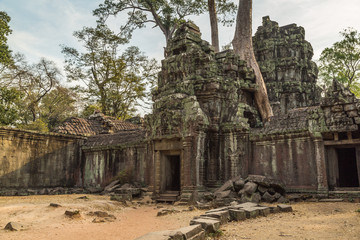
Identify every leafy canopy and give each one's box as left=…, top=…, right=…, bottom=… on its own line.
left=94, top=0, right=236, bottom=45
left=62, top=24, right=158, bottom=120
left=0, top=11, right=12, bottom=66
left=319, top=28, right=360, bottom=97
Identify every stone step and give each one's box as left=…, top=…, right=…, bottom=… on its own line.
left=190, top=218, right=221, bottom=234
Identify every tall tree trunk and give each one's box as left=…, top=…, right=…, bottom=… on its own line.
left=208, top=0, right=219, bottom=52
left=232, top=0, right=273, bottom=122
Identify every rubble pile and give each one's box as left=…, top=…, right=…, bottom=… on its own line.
left=199, top=175, right=287, bottom=207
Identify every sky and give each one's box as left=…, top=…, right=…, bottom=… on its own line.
left=1, top=0, right=360, bottom=114
left=1, top=0, right=360, bottom=70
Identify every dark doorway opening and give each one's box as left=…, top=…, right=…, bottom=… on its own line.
left=337, top=148, right=359, bottom=187
left=165, top=155, right=180, bottom=191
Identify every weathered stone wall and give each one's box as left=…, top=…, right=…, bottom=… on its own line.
left=251, top=133, right=319, bottom=191
left=80, top=130, right=148, bottom=188
left=0, top=127, right=84, bottom=190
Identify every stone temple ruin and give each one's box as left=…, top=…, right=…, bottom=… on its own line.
left=1, top=17, right=360, bottom=203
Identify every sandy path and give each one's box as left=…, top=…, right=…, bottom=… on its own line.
left=221, top=202, right=360, bottom=240
left=0, top=195, right=360, bottom=240
left=0, top=195, right=204, bottom=240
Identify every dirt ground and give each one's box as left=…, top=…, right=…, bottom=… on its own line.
left=0, top=195, right=359, bottom=240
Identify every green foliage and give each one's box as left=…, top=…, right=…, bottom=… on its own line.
left=40, top=86, right=78, bottom=130
left=0, top=86, right=22, bottom=126
left=2, top=55, right=77, bottom=131
left=206, top=229, right=224, bottom=239
left=94, top=0, right=236, bottom=45
left=356, top=209, right=360, bottom=213
left=94, top=0, right=206, bottom=43
left=319, top=28, right=360, bottom=97
left=19, top=119, right=49, bottom=133
left=0, top=11, right=13, bottom=67
left=62, top=24, right=158, bottom=120
left=113, top=167, right=134, bottom=185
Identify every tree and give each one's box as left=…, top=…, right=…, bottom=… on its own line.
left=0, top=86, right=22, bottom=126
left=95, top=0, right=236, bottom=51
left=62, top=25, right=158, bottom=120
left=0, top=11, right=12, bottom=68
left=232, top=0, right=273, bottom=122
left=319, top=28, right=360, bottom=97
left=4, top=56, right=61, bottom=125
left=207, top=0, right=237, bottom=52
left=40, top=86, right=78, bottom=130
left=94, top=0, right=207, bottom=46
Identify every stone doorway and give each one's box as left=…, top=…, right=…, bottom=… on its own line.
left=337, top=148, right=359, bottom=187
left=164, top=155, right=181, bottom=191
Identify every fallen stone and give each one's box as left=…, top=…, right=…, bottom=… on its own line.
left=88, top=211, right=116, bottom=220
left=257, top=185, right=268, bottom=194
left=242, top=207, right=260, bottom=218
left=110, top=194, right=132, bottom=202
left=228, top=209, right=246, bottom=221
left=215, top=180, right=234, bottom=193
left=246, top=175, right=285, bottom=194
left=215, top=190, right=231, bottom=199
left=176, top=224, right=205, bottom=240
left=104, top=180, right=120, bottom=192
left=231, top=202, right=259, bottom=209
left=134, top=230, right=182, bottom=240
left=278, top=204, right=293, bottom=212
left=262, top=191, right=275, bottom=203
left=205, top=207, right=229, bottom=213
left=202, top=210, right=230, bottom=224
left=243, top=182, right=258, bottom=195
left=269, top=206, right=280, bottom=213
left=254, top=206, right=271, bottom=216
left=4, top=222, right=27, bottom=231
left=77, top=196, right=89, bottom=200
left=157, top=208, right=180, bottom=216
left=65, top=210, right=81, bottom=218
left=190, top=218, right=221, bottom=233
left=277, top=196, right=288, bottom=203
left=233, top=178, right=245, bottom=192
left=49, top=203, right=61, bottom=208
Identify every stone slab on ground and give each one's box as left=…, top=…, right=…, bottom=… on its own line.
left=253, top=206, right=271, bottom=216
left=134, top=230, right=182, bottom=240
left=177, top=224, right=205, bottom=239
left=4, top=222, right=27, bottom=231
left=230, top=202, right=259, bottom=209
left=278, top=204, right=293, bottom=212
left=201, top=210, right=230, bottom=224
left=242, top=207, right=260, bottom=218
left=228, top=209, right=247, bottom=221
left=190, top=218, right=221, bottom=233
left=205, top=206, right=229, bottom=213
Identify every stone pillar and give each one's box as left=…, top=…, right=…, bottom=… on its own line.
left=314, top=137, right=328, bottom=193
left=182, top=136, right=193, bottom=188
left=154, top=150, right=161, bottom=194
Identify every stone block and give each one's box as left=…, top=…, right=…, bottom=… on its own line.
left=233, top=178, right=245, bottom=192
left=202, top=210, right=230, bottom=224
left=243, top=182, right=258, bottom=195
left=4, top=222, right=27, bottom=231
left=205, top=207, right=229, bottom=214
left=278, top=204, right=293, bottom=212
left=347, top=110, right=358, bottom=118
left=229, top=209, right=246, bottom=221
left=262, top=191, right=275, bottom=203
left=190, top=218, right=221, bottom=233
left=331, top=105, right=343, bottom=112
left=232, top=202, right=259, bottom=209
left=177, top=224, right=204, bottom=239
left=254, top=206, right=271, bottom=216
left=242, top=207, right=260, bottom=218
left=215, top=190, right=232, bottom=199
left=269, top=206, right=280, bottom=213
left=354, top=117, right=360, bottom=124
left=344, top=104, right=356, bottom=112
left=215, top=180, right=234, bottom=193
